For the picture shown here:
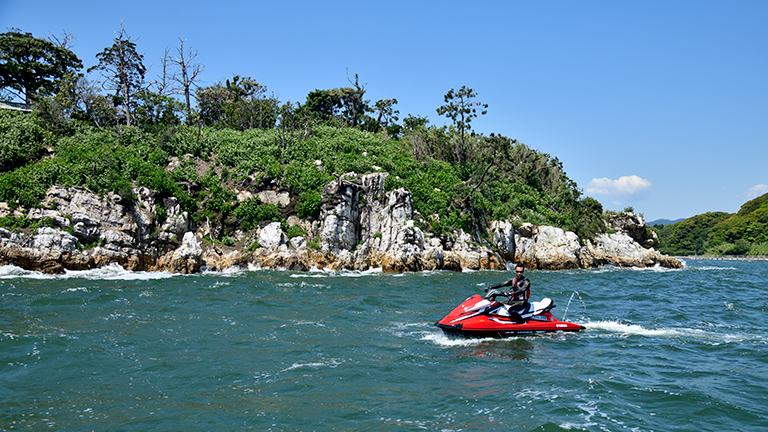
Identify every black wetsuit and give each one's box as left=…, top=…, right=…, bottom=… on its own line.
left=487, top=276, right=530, bottom=311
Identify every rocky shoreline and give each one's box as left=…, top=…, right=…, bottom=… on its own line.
left=0, top=172, right=682, bottom=274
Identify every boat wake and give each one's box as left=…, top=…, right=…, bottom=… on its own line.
left=584, top=320, right=765, bottom=344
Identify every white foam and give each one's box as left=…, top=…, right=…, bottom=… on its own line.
left=585, top=320, right=683, bottom=337
left=423, top=331, right=523, bottom=347
left=583, top=264, right=683, bottom=275
left=282, top=362, right=326, bottom=371
left=691, top=265, right=738, bottom=271
left=202, top=266, right=246, bottom=277
left=628, top=264, right=681, bottom=272
left=64, top=287, right=88, bottom=293
left=281, top=359, right=341, bottom=372
left=0, top=263, right=177, bottom=280
left=289, top=267, right=383, bottom=278
left=0, top=264, right=50, bottom=279
left=418, top=269, right=448, bottom=276
left=292, top=321, right=326, bottom=327
left=584, top=320, right=762, bottom=344
left=386, top=322, right=431, bottom=339
left=63, top=263, right=176, bottom=280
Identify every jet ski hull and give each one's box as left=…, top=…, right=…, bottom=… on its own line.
left=435, top=294, right=584, bottom=338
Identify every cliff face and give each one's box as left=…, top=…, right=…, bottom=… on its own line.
left=0, top=173, right=682, bottom=274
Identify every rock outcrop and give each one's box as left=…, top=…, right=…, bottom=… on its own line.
left=0, top=173, right=683, bottom=274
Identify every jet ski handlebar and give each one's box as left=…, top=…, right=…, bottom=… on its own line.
left=484, top=288, right=511, bottom=301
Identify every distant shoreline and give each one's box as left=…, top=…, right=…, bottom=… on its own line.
left=674, top=255, right=768, bottom=261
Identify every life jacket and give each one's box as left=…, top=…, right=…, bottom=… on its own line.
left=513, top=277, right=531, bottom=301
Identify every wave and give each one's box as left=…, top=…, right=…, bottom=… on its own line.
left=201, top=265, right=248, bottom=277
left=65, top=263, right=178, bottom=280
left=630, top=264, right=684, bottom=272
left=0, top=264, right=47, bottom=279
left=280, top=359, right=342, bottom=372
left=64, top=286, right=88, bottom=293
left=688, top=265, right=739, bottom=271
left=384, top=321, right=495, bottom=347
left=584, top=320, right=763, bottom=344
left=422, top=332, right=515, bottom=347
left=421, top=327, right=539, bottom=347
left=0, top=263, right=178, bottom=280
left=585, top=320, right=689, bottom=337
left=289, top=267, right=383, bottom=278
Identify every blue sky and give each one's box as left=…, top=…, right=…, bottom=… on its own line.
left=2, top=0, right=767, bottom=221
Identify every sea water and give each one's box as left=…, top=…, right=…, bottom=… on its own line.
left=1, top=260, right=766, bottom=431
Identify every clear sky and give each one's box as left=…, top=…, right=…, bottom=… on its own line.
left=2, top=0, right=766, bottom=222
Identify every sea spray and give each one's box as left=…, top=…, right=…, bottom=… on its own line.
left=562, top=290, right=580, bottom=321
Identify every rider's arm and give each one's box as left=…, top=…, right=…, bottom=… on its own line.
left=486, top=279, right=514, bottom=291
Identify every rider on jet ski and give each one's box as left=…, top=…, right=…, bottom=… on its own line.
left=484, top=263, right=531, bottom=313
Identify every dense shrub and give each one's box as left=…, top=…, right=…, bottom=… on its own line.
left=233, top=198, right=282, bottom=230
left=0, top=111, right=48, bottom=170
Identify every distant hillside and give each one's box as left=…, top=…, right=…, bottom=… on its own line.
left=648, top=218, right=686, bottom=227
left=653, top=193, right=768, bottom=255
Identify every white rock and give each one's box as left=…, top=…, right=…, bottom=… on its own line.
left=33, top=227, right=78, bottom=252
left=173, top=232, right=202, bottom=259
left=259, top=222, right=286, bottom=251
left=491, top=220, right=516, bottom=260
left=290, top=236, right=307, bottom=250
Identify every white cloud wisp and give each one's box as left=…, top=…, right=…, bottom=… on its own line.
left=744, top=184, right=768, bottom=199
left=586, top=175, right=652, bottom=197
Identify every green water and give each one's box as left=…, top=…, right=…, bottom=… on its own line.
left=1, top=260, right=766, bottom=431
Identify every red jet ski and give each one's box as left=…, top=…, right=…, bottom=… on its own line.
left=435, top=293, right=584, bottom=338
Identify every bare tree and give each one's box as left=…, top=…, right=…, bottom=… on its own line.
left=46, top=30, right=76, bottom=49
left=152, top=47, right=173, bottom=96
left=169, top=38, right=204, bottom=120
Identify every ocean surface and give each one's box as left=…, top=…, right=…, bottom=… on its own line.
left=1, top=260, right=766, bottom=431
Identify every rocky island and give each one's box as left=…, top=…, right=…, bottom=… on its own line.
left=0, top=30, right=686, bottom=275
left=0, top=172, right=682, bottom=275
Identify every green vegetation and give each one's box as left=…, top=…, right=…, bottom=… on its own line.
left=0, top=110, right=49, bottom=170
left=653, top=193, right=768, bottom=255
left=0, top=29, right=607, bottom=244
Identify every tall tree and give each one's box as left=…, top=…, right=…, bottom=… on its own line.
left=339, top=72, right=369, bottom=127
left=372, top=97, right=399, bottom=135
left=88, top=23, right=146, bottom=126
left=436, top=86, right=488, bottom=165
left=0, top=30, right=82, bottom=105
